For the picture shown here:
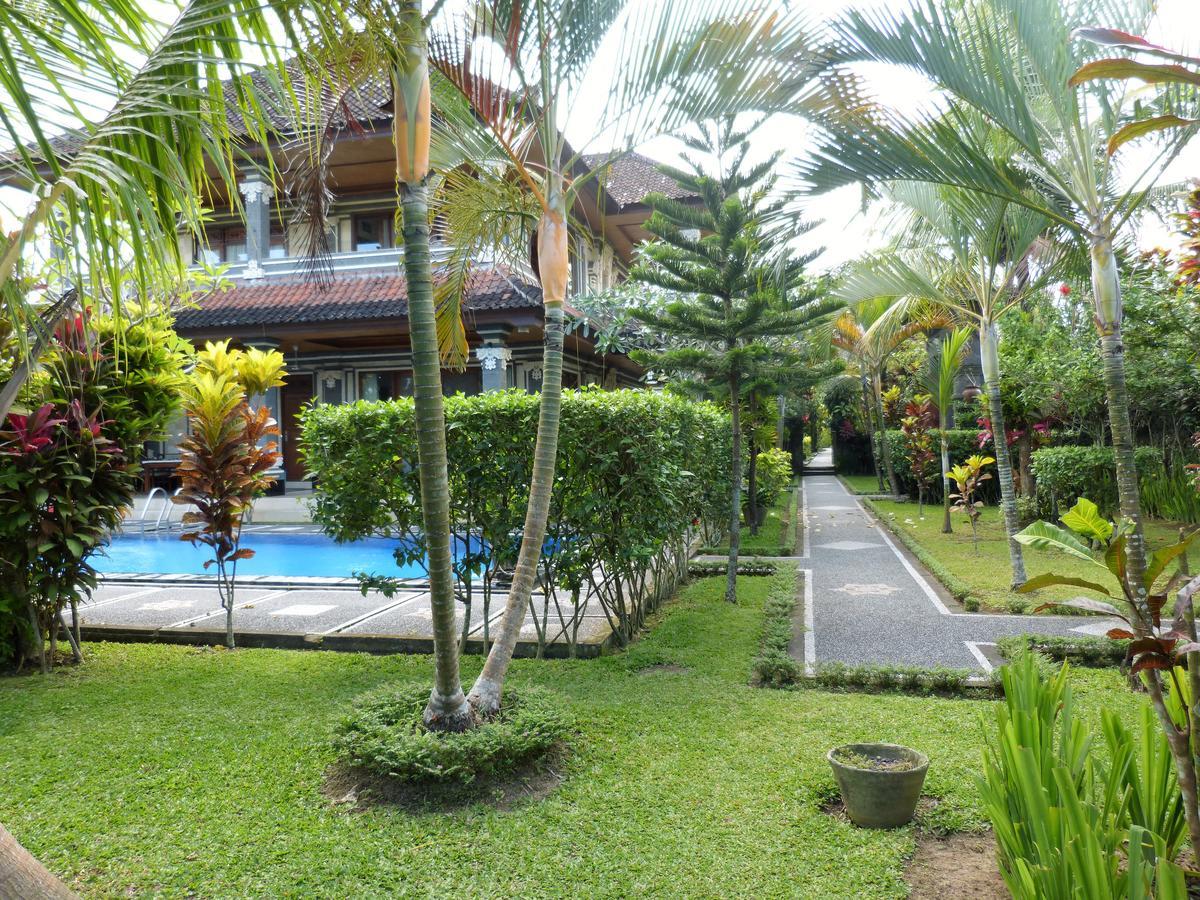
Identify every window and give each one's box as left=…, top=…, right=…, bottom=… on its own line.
left=353, top=214, right=394, bottom=251
left=359, top=371, right=413, bottom=402
left=268, top=231, right=287, bottom=259
left=224, top=227, right=248, bottom=262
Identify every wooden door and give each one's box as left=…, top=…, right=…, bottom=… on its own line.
left=281, top=375, right=314, bottom=481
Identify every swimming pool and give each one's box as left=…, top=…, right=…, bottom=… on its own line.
left=95, top=532, right=483, bottom=580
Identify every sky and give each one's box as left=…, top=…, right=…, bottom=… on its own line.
left=571, top=0, right=1200, bottom=269
left=4, top=0, right=1199, bottom=273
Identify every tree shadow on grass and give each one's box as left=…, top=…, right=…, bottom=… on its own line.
left=321, top=747, right=570, bottom=816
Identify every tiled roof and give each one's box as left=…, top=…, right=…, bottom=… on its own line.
left=175, top=266, right=542, bottom=331
left=584, top=152, right=695, bottom=208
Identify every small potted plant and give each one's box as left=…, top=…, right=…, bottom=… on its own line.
left=827, top=743, right=929, bottom=828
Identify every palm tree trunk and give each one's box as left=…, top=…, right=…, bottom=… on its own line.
left=860, top=369, right=884, bottom=491
left=401, top=179, right=473, bottom=732
left=872, top=370, right=900, bottom=499
left=1090, top=236, right=1148, bottom=594
left=979, top=323, right=1026, bottom=588
left=0, top=821, right=75, bottom=898
left=469, top=204, right=569, bottom=717
left=726, top=372, right=742, bottom=603
left=746, top=425, right=759, bottom=537
left=939, top=427, right=952, bottom=534
left=393, top=14, right=472, bottom=730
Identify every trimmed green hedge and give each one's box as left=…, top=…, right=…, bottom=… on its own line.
left=1031, top=445, right=1163, bottom=518
left=302, top=389, right=732, bottom=650
left=996, top=633, right=1127, bottom=667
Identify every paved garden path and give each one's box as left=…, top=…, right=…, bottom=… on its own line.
left=790, top=456, right=1119, bottom=673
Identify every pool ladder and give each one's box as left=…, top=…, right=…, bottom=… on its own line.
left=126, top=487, right=185, bottom=534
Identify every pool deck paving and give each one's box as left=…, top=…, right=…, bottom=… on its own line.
left=75, top=580, right=615, bottom=657
left=789, top=449, right=1122, bottom=674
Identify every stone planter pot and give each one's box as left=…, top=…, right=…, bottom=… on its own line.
left=827, top=743, right=928, bottom=828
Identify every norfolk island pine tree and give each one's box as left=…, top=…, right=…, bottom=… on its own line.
left=627, top=118, right=840, bottom=603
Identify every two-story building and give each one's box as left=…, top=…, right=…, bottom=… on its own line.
left=152, top=81, right=696, bottom=487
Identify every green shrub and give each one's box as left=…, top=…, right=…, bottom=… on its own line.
left=688, top=562, right=777, bottom=578
left=303, top=389, right=731, bottom=648
left=1140, top=463, right=1200, bottom=524
left=755, top=447, right=792, bottom=507
left=750, top=568, right=803, bottom=687
left=802, top=434, right=813, bottom=462
left=808, top=661, right=990, bottom=696
left=980, top=653, right=1186, bottom=898
left=334, top=685, right=571, bottom=785
left=996, top=634, right=1127, bottom=667
left=1030, top=444, right=1163, bottom=518
left=884, top=429, right=992, bottom=502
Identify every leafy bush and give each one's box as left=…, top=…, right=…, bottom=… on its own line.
left=0, top=308, right=189, bottom=670
left=884, top=429, right=993, bottom=502
left=812, top=661, right=988, bottom=696
left=802, top=434, right=813, bottom=462
left=688, top=561, right=776, bottom=578
left=334, top=685, right=571, bottom=785
left=996, top=634, right=1127, bottom=667
left=1030, top=444, right=1163, bottom=518
left=1141, top=463, right=1200, bottom=525
left=754, top=447, right=791, bottom=507
left=303, top=389, right=732, bottom=650
left=980, top=653, right=1186, bottom=899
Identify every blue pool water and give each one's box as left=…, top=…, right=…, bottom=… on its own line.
left=95, top=532, right=483, bottom=579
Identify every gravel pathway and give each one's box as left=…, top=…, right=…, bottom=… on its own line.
left=789, top=464, right=1119, bottom=673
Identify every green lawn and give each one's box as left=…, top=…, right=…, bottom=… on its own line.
left=712, top=490, right=796, bottom=554
left=839, top=473, right=886, bottom=495
left=868, top=499, right=1185, bottom=612
left=0, top=570, right=1147, bottom=898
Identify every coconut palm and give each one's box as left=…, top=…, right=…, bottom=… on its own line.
left=839, top=182, right=1063, bottom=588
left=925, top=327, right=973, bottom=533
left=418, top=0, right=836, bottom=715
left=798, top=0, right=1197, bottom=602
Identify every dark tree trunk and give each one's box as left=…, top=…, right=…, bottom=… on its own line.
left=0, top=822, right=75, bottom=899
left=726, top=372, right=742, bottom=603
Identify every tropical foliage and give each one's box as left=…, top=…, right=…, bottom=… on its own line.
left=948, top=455, right=994, bottom=552
left=174, top=342, right=285, bottom=650
left=981, top=652, right=1187, bottom=898
left=1015, top=498, right=1200, bottom=859
left=630, top=118, right=837, bottom=602
left=0, top=307, right=187, bottom=672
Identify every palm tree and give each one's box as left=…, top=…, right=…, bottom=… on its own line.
left=0, top=0, right=340, bottom=418
left=925, top=327, right=972, bottom=533
left=830, top=298, right=939, bottom=501
left=420, top=0, right=835, bottom=715
left=797, top=0, right=1200, bottom=855
left=838, top=183, right=1062, bottom=588
left=798, top=0, right=1195, bottom=603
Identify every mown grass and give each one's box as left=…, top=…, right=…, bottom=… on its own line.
left=711, top=490, right=795, bottom=554
left=869, top=499, right=1186, bottom=612
left=0, top=570, right=1146, bottom=898
left=839, top=473, right=886, bottom=495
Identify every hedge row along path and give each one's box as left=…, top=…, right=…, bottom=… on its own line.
left=790, top=451, right=1115, bottom=672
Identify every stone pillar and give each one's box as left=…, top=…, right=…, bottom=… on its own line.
left=476, top=345, right=512, bottom=392
left=238, top=177, right=274, bottom=278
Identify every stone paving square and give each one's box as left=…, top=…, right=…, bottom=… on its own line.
left=74, top=587, right=245, bottom=628
left=179, top=588, right=402, bottom=635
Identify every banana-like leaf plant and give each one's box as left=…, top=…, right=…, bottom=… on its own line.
left=1071, top=29, right=1200, bottom=154
left=1015, top=497, right=1200, bottom=857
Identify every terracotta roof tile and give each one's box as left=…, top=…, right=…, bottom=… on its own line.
left=175, top=266, right=542, bottom=331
